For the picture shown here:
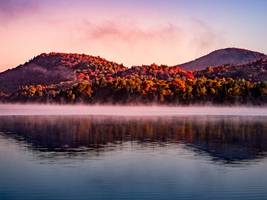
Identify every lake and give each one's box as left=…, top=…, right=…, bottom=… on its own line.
left=0, top=105, right=267, bottom=200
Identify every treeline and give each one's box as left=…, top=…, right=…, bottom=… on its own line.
left=195, top=58, right=267, bottom=82
left=5, top=76, right=267, bottom=105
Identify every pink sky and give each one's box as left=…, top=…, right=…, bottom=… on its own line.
left=0, top=0, right=266, bottom=71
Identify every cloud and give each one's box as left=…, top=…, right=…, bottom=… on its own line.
left=69, top=18, right=224, bottom=65
left=73, top=18, right=224, bottom=52
left=78, top=20, right=183, bottom=46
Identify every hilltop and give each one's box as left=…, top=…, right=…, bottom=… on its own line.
left=180, top=48, right=267, bottom=70
left=0, top=53, right=126, bottom=93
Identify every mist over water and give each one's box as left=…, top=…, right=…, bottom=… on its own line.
left=0, top=104, right=267, bottom=116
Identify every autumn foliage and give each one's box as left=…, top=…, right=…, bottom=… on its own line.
left=11, top=70, right=267, bottom=105
left=1, top=53, right=266, bottom=105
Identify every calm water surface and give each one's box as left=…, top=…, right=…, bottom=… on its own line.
left=0, top=107, right=267, bottom=200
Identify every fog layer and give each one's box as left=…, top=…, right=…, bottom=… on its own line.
left=0, top=104, right=266, bottom=116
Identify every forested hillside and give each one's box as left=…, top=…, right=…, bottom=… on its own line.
left=0, top=51, right=266, bottom=105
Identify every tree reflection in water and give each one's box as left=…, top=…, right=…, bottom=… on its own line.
left=0, top=116, right=266, bottom=164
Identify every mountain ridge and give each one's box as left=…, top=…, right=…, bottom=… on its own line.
left=179, top=47, right=267, bottom=70
left=0, top=48, right=266, bottom=95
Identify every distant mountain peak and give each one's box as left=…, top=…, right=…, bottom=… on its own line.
left=180, top=47, right=267, bottom=70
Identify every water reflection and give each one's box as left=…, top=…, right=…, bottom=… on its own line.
left=0, top=116, right=266, bottom=164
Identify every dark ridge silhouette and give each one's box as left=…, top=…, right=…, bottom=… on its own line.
left=180, top=48, right=267, bottom=70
